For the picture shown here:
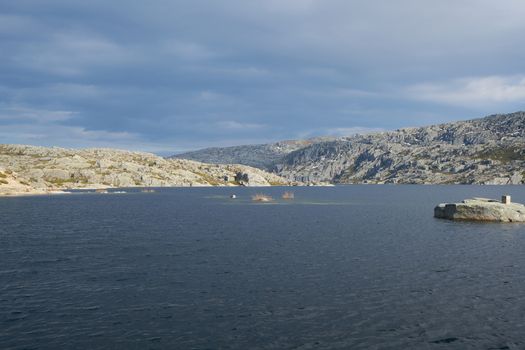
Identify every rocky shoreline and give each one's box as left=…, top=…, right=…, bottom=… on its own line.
left=0, top=144, right=313, bottom=197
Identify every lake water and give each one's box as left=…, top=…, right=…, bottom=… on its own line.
left=1, top=185, right=525, bottom=349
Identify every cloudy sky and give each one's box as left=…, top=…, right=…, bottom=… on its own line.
left=1, top=0, right=525, bottom=155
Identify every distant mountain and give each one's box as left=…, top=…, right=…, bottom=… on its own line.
left=171, top=138, right=334, bottom=170
left=174, top=112, right=525, bottom=185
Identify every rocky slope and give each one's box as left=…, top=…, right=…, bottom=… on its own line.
left=172, top=138, right=334, bottom=170
left=277, top=112, right=525, bottom=184
left=174, top=112, right=525, bottom=185
left=0, top=168, right=61, bottom=196
left=0, top=145, right=297, bottom=195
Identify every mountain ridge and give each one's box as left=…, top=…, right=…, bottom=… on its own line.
left=173, top=112, right=525, bottom=185
left=171, top=137, right=336, bottom=170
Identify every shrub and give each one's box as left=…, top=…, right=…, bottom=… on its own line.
left=252, top=193, right=273, bottom=202
left=282, top=191, right=294, bottom=199
left=476, top=147, right=524, bottom=163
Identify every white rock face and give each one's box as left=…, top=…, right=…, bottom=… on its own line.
left=0, top=144, right=298, bottom=195
left=0, top=168, right=60, bottom=196
left=434, top=198, right=525, bottom=222
left=43, top=168, right=71, bottom=181
left=177, top=112, right=525, bottom=185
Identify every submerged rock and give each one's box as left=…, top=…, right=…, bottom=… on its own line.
left=434, top=197, right=525, bottom=222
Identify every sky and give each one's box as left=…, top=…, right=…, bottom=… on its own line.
left=1, top=0, right=525, bottom=155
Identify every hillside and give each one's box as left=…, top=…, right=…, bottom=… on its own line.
left=174, top=112, right=525, bottom=185
left=0, top=145, right=298, bottom=196
left=278, top=112, right=525, bottom=184
left=172, top=138, right=334, bottom=170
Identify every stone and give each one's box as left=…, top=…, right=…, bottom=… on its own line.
left=510, top=172, right=523, bottom=185
left=43, top=168, right=71, bottom=181
left=96, top=159, right=114, bottom=169
left=434, top=198, right=525, bottom=222
left=54, top=156, right=91, bottom=169
left=27, top=169, right=44, bottom=179
left=118, top=162, right=143, bottom=173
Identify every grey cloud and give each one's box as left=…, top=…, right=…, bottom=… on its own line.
left=0, top=0, right=524, bottom=153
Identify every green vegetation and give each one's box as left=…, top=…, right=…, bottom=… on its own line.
left=475, top=146, right=525, bottom=163
left=335, top=165, right=357, bottom=182
left=194, top=171, right=223, bottom=186
left=268, top=180, right=286, bottom=186
left=46, top=175, right=88, bottom=187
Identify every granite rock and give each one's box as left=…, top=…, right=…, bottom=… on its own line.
left=434, top=198, right=525, bottom=222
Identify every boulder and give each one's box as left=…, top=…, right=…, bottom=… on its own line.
left=510, top=172, right=524, bottom=185
left=27, top=168, right=44, bottom=179
left=78, top=169, right=97, bottom=180
left=434, top=198, right=525, bottom=222
left=43, top=168, right=71, bottom=181
left=243, top=171, right=271, bottom=186
left=54, top=155, right=91, bottom=169
left=106, top=173, right=135, bottom=187
left=96, top=159, right=114, bottom=169
left=118, top=161, right=144, bottom=173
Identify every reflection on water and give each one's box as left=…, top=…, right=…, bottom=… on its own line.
left=1, top=185, right=525, bottom=349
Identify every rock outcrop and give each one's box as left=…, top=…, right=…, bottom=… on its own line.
left=0, top=168, right=64, bottom=196
left=172, top=138, right=334, bottom=170
left=0, top=144, right=298, bottom=196
left=277, top=112, right=525, bottom=184
left=434, top=198, right=525, bottom=222
left=171, top=112, right=525, bottom=185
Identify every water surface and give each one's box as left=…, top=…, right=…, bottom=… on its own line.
left=1, top=185, right=525, bottom=349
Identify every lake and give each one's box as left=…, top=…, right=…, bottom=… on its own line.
left=1, top=185, right=525, bottom=349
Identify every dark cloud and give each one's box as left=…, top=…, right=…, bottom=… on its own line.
left=1, top=0, right=525, bottom=153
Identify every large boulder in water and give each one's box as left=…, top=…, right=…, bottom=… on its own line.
left=434, top=198, right=525, bottom=222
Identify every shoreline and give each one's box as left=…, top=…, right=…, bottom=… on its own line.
left=2, top=182, right=523, bottom=198
left=0, top=183, right=338, bottom=198
left=0, top=190, right=70, bottom=198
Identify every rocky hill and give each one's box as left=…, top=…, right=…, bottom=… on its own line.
left=278, top=112, right=525, bottom=184
left=175, top=112, right=525, bottom=185
left=172, top=138, right=334, bottom=170
left=0, top=145, right=297, bottom=196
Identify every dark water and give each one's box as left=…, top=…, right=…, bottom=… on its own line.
left=2, top=185, right=525, bottom=350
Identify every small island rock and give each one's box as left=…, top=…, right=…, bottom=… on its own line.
left=434, top=198, right=525, bottom=222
